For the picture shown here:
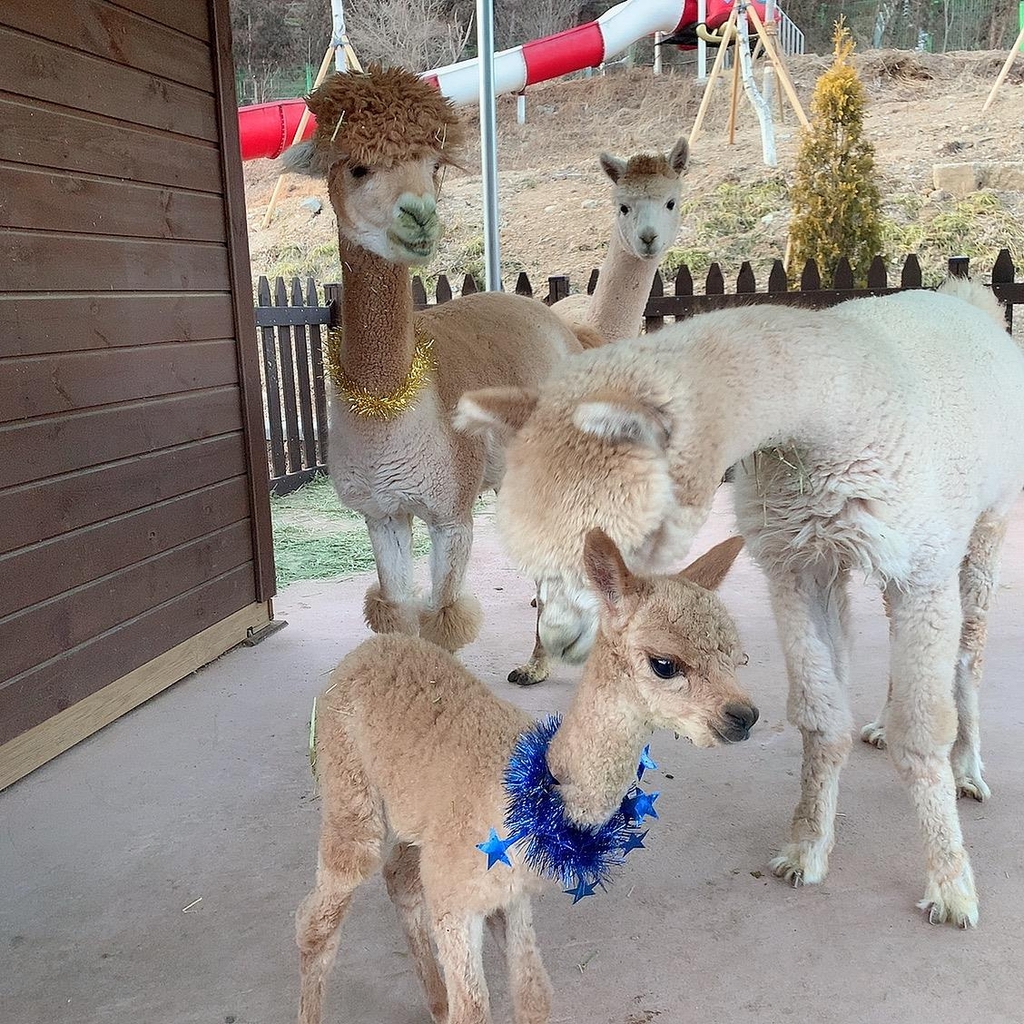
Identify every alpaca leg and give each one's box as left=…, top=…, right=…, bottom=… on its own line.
left=296, top=757, right=385, bottom=1023
left=383, top=843, right=448, bottom=1023
left=433, top=912, right=491, bottom=1024
left=885, top=578, right=977, bottom=928
left=364, top=514, right=419, bottom=635
left=860, top=590, right=894, bottom=749
left=507, top=589, right=550, bottom=686
left=503, top=898, right=552, bottom=1024
left=952, top=512, right=1008, bottom=802
left=420, top=517, right=482, bottom=651
left=768, top=566, right=853, bottom=887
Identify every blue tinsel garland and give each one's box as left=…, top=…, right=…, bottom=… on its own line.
left=476, top=715, right=659, bottom=902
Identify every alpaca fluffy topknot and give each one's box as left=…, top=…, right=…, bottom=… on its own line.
left=622, top=153, right=676, bottom=182
left=303, top=66, right=466, bottom=174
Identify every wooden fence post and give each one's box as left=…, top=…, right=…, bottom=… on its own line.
left=547, top=275, right=570, bottom=304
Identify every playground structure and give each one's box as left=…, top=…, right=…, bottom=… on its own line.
left=236, top=0, right=800, bottom=162
left=983, top=11, right=1024, bottom=111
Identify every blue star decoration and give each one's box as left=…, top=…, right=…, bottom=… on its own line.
left=620, top=829, right=648, bottom=855
left=476, top=828, right=515, bottom=869
left=637, top=745, right=658, bottom=781
left=621, top=788, right=660, bottom=823
left=479, top=719, right=664, bottom=902
left=563, top=877, right=597, bottom=904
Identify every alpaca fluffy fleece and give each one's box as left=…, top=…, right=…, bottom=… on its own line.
left=462, top=279, right=1024, bottom=927
left=302, top=66, right=467, bottom=174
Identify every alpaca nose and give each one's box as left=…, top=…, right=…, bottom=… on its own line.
left=720, top=702, right=759, bottom=742
left=398, top=195, right=437, bottom=227
left=639, top=229, right=657, bottom=249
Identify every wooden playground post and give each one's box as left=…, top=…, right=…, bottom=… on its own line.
left=983, top=21, right=1024, bottom=112
left=261, top=39, right=363, bottom=229
left=745, top=4, right=809, bottom=128
left=688, top=6, right=739, bottom=145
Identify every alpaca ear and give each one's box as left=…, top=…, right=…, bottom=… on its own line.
left=281, top=140, right=320, bottom=177
left=572, top=394, right=670, bottom=451
left=678, top=536, right=744, bottom=591
left=668, top=137, right=689, bottom=175
left=454, top=387, right=539, bottom=438
left=599, top=152, right=627, bottom=184
left=583, top=528, right=636, bottom=615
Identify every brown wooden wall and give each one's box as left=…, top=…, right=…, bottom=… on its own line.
left=0, top=0, right=275, bottom=775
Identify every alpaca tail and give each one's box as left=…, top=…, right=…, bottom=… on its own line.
left=936, top=276, right=1006, bottom=330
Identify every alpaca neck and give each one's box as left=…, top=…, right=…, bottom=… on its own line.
left=337, top=235, right=416, bottom=395
left=545, top=637, right=650, bottom=827
left=586, top=227, right=657, bottom=343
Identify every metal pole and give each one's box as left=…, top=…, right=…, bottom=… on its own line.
left=654, top=31, right=663, bottom=74
left=697, top=0, right=708, bottom=79
left=331, top=0, right=347, bottom=72
left=477, top=0, right=501, bottom=290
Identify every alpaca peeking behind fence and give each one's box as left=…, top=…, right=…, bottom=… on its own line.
left=295, top=530, right=756, bottom=1024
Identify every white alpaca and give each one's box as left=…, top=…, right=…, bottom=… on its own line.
left=457, top=279, right=1024, bottom=928
left=555, top=140, right=689, bottom=343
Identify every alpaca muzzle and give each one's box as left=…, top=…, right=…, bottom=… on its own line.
left=712, top=701, right=760, bottom=743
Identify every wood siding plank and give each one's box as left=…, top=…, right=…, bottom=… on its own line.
left=0, top=28, right=218, bottom=141
left=0, top=601, right=270, bottom=791
left=0, top=476, right=250, bottom=617
left=0, top=164, right=227, bottom=242
left=1, top=293, right=236, bottom=357
left=209, top=0, right=276, bottom=602
left=3, top=232, right=230, bottom=292
left=0, top=95, right=221, bottom=191
left=0, top=339, right=240, bottom=422
left=0, top=521, right=253, bottom=681
left=3, top=1, right=214, bottom=91
left=0, top=387, right=243, bottom=489
left=0, top=566, right=256, bottom=746
left=106, top=0, right=211, bottom=40
left=0, top=433, right=247, bottom=555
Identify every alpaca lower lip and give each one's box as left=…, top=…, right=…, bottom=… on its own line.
left=389, top=233, right=435, bottom=257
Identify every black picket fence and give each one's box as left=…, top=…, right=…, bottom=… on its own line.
left=255, top=251, right=1024, bottom=494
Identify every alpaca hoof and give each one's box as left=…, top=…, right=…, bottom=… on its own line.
left=918, top=864, right=978, bottom=928
left=769, top=841, right=829, bottom=887
left=507, top=658, right=549, bottom=686
left=364, top=584, right=419, bottom=636
left=953, top=766, right=991, bottom=802
left=860, top=720, right=887, bottom=749
left=955, top=776, right=991, bottom=802
left=419, top=595, right=482, bottom=652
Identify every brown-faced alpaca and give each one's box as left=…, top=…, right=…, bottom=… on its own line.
left=457, top=280, right=1024, bottom=929
left=555, top=140, right=689, bottom=343
left=296, top=532, right=756, bottom=1024
left=283, top=68, right=581, bottom=651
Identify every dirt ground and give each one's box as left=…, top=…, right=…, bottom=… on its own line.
left=244, top=49, right=1024, bottom=293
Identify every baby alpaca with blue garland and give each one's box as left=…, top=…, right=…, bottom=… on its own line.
left=296, top=530, right=757, bottom=1024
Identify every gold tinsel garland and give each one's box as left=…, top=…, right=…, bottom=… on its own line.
left=325, top=326, right=435, bottom=419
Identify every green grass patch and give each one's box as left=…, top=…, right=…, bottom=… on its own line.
left=269, top=475, right=430, bottom=587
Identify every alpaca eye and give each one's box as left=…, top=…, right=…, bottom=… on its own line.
left=350, top=165, right=370, bottom=180
left=619, top=204, right=630, bottom=215
left=666, top=200, right=676, bottom=210
left=648, top=656, right=681, bottom=680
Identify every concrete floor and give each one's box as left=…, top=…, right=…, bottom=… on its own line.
left=3, top=490, right=1024, bottom=1024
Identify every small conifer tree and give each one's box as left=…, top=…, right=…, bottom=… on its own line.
left=787, top=20, right=883, bottom=285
